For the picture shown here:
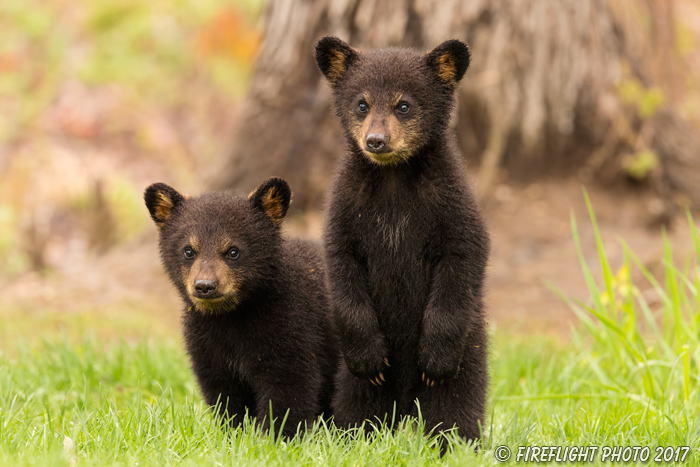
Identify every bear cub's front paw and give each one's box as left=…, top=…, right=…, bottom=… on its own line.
left=417, top=342, right=463, bottom=387
left=342, top=333, right=391, bottom=386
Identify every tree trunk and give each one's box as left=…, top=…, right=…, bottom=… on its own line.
left=212, top=0, right=700, bottom=214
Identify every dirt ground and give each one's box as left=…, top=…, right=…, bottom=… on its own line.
left=2, top=159, right=694, bottom=345
left=484, top=179, right=694, bottom=337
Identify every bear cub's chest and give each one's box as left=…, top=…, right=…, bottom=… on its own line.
left=349, top=182, right=439, bottom=259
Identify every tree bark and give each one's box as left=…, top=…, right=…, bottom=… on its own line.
left=212, top=0, right=700, bottom=214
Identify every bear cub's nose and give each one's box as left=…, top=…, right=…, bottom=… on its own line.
left=366, top=133, right=389, bottom=152
left=194, top=279, right=218, bottom=296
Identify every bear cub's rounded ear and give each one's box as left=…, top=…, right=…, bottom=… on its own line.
left=315, top=36, right=359, bottom=87
left=426, top=40, right=470, bottom=89
left=248, top=177, right=291, bottom=226
left=144, top=183, right=186, bottom=227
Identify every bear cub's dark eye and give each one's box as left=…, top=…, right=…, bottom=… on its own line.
left=226, top=247, right=240, bottom=260
left=358, top=101, right=368, bottom=113
left=397, top=102, right=410, bottom=114
left=184, top=247, right=195, bottom=259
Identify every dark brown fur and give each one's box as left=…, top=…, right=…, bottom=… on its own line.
left=316, top=37, right=489, bottom=444
left=144, top=178, right=339, bottom=438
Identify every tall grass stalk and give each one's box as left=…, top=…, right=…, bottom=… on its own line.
left=558, top=190, right=698, bottom=409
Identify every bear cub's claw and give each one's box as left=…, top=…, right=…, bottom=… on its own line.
left=343, top=333, right=391, bottom=384
left=418, top=346, right=462, bottom=387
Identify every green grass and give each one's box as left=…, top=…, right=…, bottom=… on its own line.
left=1, top=199, right=699, bottom=466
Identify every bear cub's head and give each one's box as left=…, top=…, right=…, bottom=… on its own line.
left=315, top=36, right=470, bottom=166
left=144, top=178, right=291, bottom=314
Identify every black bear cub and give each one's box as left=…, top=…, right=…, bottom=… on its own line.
left=144, top=178, right=338, bottom=438
left=316, top=37, right=489, bottom=443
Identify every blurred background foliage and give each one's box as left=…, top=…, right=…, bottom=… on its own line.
left=0, top=0, right=699, bottom=342
left=0, top=0, right=260, bottom=280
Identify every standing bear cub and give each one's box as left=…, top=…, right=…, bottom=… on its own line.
left=144, top=178, right=339, bottom=439
left=316, top=37, right=489, bottom=443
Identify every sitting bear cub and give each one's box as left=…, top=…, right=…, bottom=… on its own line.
left=316, top=36, right=490, bottom=444
left=144, top=178, right=338, bottom=438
